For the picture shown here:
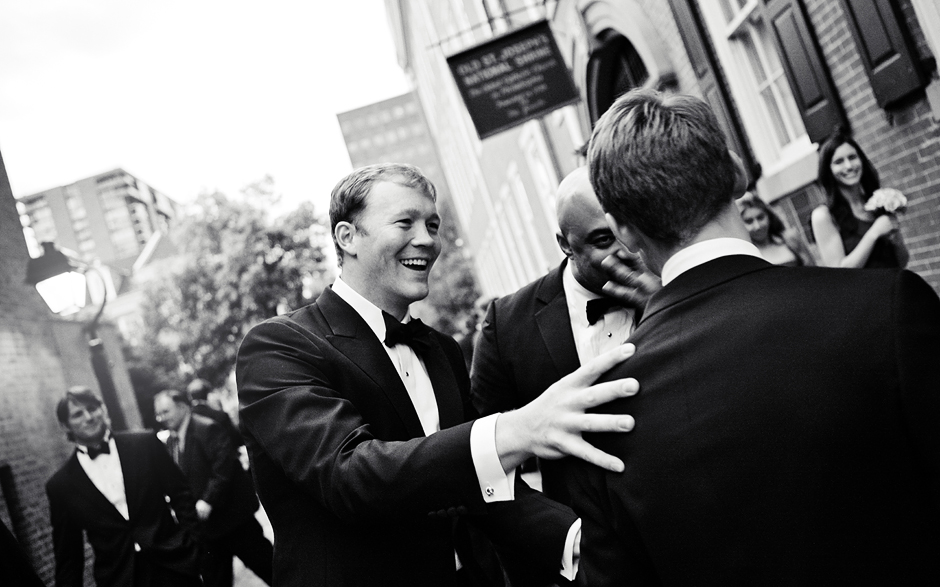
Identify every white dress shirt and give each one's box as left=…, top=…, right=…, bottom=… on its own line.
left=562, top=263, right=635, bottom=364
left=76, top=433, right=129, bottom=520
left=660, top=238, right=763, bottom=286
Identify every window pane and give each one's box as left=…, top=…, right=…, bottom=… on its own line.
left=760, top=87, right=791, bottom=147
left=738, top=29, right=767, bottom=84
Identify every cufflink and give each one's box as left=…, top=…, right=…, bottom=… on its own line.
left=484, top=486, right=495, bottom=497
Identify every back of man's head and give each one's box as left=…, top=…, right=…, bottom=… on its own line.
left=186, top=378, right=212, bottom=402
left=156, top=388, right=191, bottom=408
left=588, top=89, right=736, bottom=246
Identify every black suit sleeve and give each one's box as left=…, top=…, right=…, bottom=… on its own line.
left=149, top=434, right=200, bottom=537
left=46, top=476, right=85, bottom=587
left=470, top=300, right=519, bottom=417
left=237, top=318, right=484, bottom=523
left=197, top=419, right=241, bottom=508
left=894, top=270, right=940, bottom=497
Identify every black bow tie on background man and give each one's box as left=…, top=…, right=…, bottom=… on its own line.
left=85, top=441, right=111, bottom=460
left=586, top=297, right=628, bottom=326
left=383, top=312, right=433, bottom=354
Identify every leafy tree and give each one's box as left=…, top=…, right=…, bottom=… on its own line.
left=130, top=181, right=333, bottom=390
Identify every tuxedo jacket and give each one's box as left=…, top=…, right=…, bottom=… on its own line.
left=565, top=256, right=940, bottom=585
left=177, top=413, right=259, bottom=541
left=236, top=286, right=576, bottom=587
left=46, top=431, right=201, bottom=587
left=471, top=262, right=580, bottom=504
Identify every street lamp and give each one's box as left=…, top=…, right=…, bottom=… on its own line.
left=25, top=242, right=128, bottom=431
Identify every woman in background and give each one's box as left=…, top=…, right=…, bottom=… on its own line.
left=811, top=130, right=909, bottom=268
left=737, top=192, right=814, bottom=266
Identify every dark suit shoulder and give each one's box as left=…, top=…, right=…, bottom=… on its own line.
left=493, top=263, right=565, bottom=313
left=46, top=453, right=79, bottom=492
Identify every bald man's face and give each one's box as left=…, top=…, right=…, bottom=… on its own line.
left=556, top=171, right=625, bottom=294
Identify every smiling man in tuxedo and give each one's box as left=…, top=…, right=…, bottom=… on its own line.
left=236, top=163, right=639, bottom=587
left=46, top=386, right=202, bottom=587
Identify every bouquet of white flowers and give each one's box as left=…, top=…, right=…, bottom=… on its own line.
left=864, top=188, right=907, bottom=214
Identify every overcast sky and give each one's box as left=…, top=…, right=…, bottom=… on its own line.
left=0, top=0, right=410, bottom=216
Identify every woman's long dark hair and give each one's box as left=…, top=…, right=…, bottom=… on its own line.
left=817, top=128, right=881, bottom=231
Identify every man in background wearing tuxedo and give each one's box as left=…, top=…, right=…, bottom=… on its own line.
left=46, top=386, right=201, bottom=587
left=154, top=389, right=272, bottom=587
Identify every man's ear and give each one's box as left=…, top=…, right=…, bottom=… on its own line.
left=556, top=232, right=574, bottom=259
left=606, top=212, right=644, bottom=253
left=334, top=221, right=357, bottom=258
left=729, top=151, right=748, bottom=199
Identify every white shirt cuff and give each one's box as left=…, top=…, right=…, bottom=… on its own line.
left=469, top=413, right=515, bottom=502
left=560, top=518, right=582, bottom=581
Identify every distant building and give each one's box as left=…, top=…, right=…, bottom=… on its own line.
left=337, top=92, right=480, bottom=334
left=337, top=92, right=451, bottom=201
left=18, top=168, right=178, bottom=272
left=17, top=169, right=182, bottom=345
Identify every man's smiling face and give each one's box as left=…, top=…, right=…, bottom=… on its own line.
left=345, top=178, right=442, bottom=318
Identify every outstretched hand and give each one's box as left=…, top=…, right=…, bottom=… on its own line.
left=495, top=344, right=639, bottom=473
left=601, top=250, right=661, bottom=308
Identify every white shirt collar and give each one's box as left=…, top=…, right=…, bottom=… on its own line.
left=660, top=238, right=763, bottom=286
left=332, top=277, right=413, bottom=343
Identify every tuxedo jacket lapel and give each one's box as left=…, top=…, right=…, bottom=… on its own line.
left=319, top=289, right=427, bottom=438
left=114, top=435, right=140, bottom=523
left=423, top=341, right=463, bottom=430
left=65, top=452, right=129, bottom=523
left=535, top=264, right=581, bottom=376
left=641, top=255, right=773, bottom=325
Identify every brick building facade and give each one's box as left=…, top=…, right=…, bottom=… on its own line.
left=1, top=149, right=141, bottom=584
left=387, top=0, right=940, bottom=295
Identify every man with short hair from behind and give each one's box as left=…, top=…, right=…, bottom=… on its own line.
left=46, top=386, right=201, bottom=587
left=565, top=88, right=940, bottom=585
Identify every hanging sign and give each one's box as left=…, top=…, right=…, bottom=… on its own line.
left=447, top=20, right=580, bottom=139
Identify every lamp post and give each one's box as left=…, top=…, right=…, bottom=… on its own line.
left=26, top=242, right=127, bottom=431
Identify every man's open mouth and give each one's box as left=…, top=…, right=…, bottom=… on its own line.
left=400, top=259, right=429, bottom=271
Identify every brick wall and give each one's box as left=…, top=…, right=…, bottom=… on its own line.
left=1, top=149, right=143, bottom=585
left=806, top=0, right=940, bottom=288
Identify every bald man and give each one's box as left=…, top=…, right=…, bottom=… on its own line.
left=470, top=167, right=658, bottom=507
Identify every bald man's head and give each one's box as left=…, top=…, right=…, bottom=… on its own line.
left=555, top=166, right=626, bottom=294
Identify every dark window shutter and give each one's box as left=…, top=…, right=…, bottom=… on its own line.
left=667, top=0, right=754, bottom=174
left=839, top=0, right=924, bottom=107
left=763, top=0, right=846, bottom=143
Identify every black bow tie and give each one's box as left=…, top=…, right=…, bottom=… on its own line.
left=586, top=297, right=627, bottom=326
left=383, top=312, right=433, bottom=354
left=86, top=441, right=111, bottom=460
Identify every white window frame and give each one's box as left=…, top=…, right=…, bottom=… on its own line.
left=697, top=0, right=818, bottom=200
